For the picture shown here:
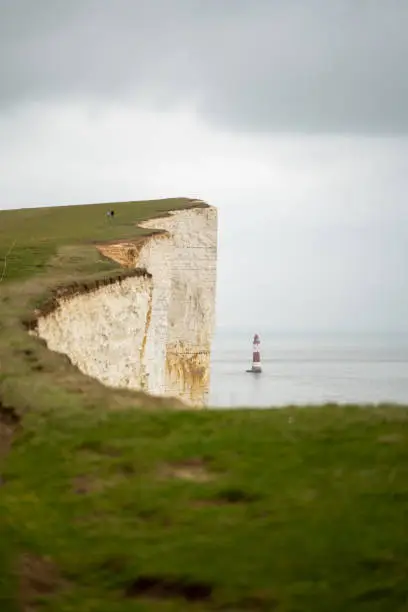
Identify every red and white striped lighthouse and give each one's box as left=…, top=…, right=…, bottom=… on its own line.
left=247, top=333, right=262, bottom=373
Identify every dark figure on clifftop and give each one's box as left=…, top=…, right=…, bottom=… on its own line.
left=106, top=210, right=115, bottom=218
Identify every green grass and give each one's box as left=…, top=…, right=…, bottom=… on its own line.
left=0, top=198, right=200, bottom=283
left=2, top=406, right=408, bottom=611
left=1, top=197, right=408, bottom=611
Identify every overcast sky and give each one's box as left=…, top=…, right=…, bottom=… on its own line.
left=1, top=0, right=408, bottom=332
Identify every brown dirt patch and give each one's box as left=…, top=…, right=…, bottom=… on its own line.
left=72, top=473, right=124, bottom=495
left=125, top=576, right=275, bottom=610
left=125, top=575, right=213, bottom=602
left=18, top=552, right=64, bottom=611
left=192, top=487, right=261, bottom=509
left=159, top=458, right=215, bottom=483
left=214, top=487, right=260, bottom=504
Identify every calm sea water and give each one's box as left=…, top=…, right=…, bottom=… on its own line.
left=209, top=330, right=408, bottom=407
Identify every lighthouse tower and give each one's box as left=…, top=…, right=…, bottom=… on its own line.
left=247, top=333, right=262, bottom=373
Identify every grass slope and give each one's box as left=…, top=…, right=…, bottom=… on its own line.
left=1, top=199, right=408, bottom=611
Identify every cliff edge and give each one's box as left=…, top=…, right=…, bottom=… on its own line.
left=30, top=203, right=217, bottom=407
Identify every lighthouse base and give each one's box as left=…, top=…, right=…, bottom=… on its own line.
left=246, top=366, right=262, bottom=374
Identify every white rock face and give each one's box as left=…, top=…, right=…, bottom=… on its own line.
left=35, top=275, right=153, bottom=390
left=136, top=205, right=218, bottom=405
left=34, top=205, right=218, bottom=407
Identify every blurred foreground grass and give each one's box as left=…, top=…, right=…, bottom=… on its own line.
left=1, top=405, right=408, bottom=611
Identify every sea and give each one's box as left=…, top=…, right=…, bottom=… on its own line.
left=209, top=329, right=408, bottom=408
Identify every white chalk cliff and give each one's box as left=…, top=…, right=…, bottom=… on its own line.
left=33, top=204, right=218, bottom=407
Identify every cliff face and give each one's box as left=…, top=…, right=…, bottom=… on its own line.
left=34, top=204, right=218, bottom=406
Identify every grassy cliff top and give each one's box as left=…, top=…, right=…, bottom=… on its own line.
left=0, top=197, right=205, bottom=419
left=0, top=197, right=206, bottom=285
left=1, top=198, right=408, bottom=611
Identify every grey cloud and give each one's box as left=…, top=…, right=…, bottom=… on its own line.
left=1, top=0, right=408, bottom=133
